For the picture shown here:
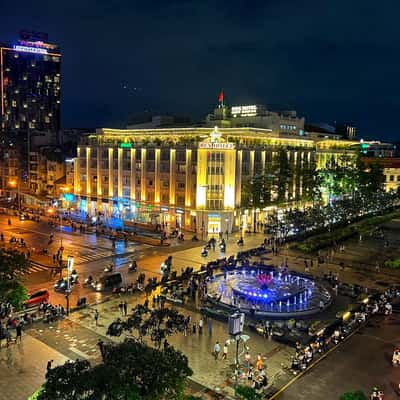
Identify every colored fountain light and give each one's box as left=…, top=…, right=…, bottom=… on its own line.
left=256, top=273, right=273, bottom=289
left=206, top=265, right=332, bottom=318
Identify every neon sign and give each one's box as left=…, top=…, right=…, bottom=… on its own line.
left=199, top=142, right=235, bottom=150
left=13, top=45, right=48, bottom=55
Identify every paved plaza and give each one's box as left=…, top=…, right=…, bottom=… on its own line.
left=1, top=214, right=400, bottom=399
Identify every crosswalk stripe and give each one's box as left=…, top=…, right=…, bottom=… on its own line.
left=74, top=251, right=114, bottom=265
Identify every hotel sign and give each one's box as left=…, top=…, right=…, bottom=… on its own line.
left=13, top=45, right=48, bottom=55
left=199, top=142, right=235, bottom=150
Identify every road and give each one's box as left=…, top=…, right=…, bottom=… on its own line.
left=275, top=314, right=400, bottom=400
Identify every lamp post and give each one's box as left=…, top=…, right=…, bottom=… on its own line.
left=8, top=179, right=21, bottom=212
left=66, top=255, right=74, bottom=315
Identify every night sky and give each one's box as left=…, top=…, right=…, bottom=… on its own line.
left=1, top=0, right=399, bottom=141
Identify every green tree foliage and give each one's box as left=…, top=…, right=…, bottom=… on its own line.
left=107, top=305, right=186, bottom=349
left=0, top=248, right=29, bottom=309
left=339, top=390, right=367, bottom=400
left=38, top=339, right=192, bottom=400
left=235, top=385, right=262, bottom=400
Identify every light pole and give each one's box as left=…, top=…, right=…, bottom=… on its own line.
left=66, top=255, right=74, bottom=315
left=8, top=179, right=20, bottom=212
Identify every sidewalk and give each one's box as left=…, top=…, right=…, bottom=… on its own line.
left=0, top=333, right=68, bottom=400
left=68, top=295, right=294, bottom=398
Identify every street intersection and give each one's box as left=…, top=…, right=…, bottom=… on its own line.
left=1, top=214, right=400, bottom=399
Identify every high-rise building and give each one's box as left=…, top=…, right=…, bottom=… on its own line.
left=0, top=31, right=61, bottom=134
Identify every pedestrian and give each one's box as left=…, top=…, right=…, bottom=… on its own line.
left=319, top=300, right=324, bottom=311
left=94, top=310, right=99, bottom=326
left=222, top=341, right=228, bottom=360
left=207, top=318, right=213, bottom=335
left=213, top=341, right=220, bottom=360
left=118, top=301, right=123, bottom=315
left=199, top=318, right=203, bottom=334
left=192, top=323, right=197, bottom=335
left=16, top=323, right=22, bottom=342
left=98, top=339, right=105, bottom=359
left=46, top=360, right=53, bottom=373
left=123, top=301, right=128, bottom=316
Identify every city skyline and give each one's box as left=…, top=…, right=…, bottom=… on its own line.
left=1, top=0, right=399, bottom=142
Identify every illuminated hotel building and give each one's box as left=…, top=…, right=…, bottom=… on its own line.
left=74, top=125, right=358, bottom=233
left=0, top=31, right=61, bottom=133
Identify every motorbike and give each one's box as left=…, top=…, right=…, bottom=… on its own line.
left=128, top=261, right=137, bottom=273
left=201, top=247, right=208, bottom=257
left=104, top=264, right=114, bottom=273
left=84, top=275, right=94, bottom=287
left=237, top=238, right=244, bottom=246
left=220, top=243, right=226, bottom=252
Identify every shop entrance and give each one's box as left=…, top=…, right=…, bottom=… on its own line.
left=208, top=214, right=221, bottom=234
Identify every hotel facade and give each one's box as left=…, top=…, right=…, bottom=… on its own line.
left=73, top=125, right=358, bottom=233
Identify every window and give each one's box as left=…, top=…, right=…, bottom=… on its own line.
left=207, top=166, right=224, bottom=175
left=177, top=195, right=185, bottom=205
left=162, top=181, right=169, bottom=187
left=178, top=164, right=186, bottom=173
left=177, top=182, right=185, bottom=189
left=209, top=153, right=224, bottom=162
left=397, top=176, right=400, bottom=182
left=148, top=180, right=153, bottom=186
left=390, top=175, right=394, bottom=181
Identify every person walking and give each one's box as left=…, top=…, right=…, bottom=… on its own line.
left=199, top=318, right=203, bottom=334
left=94, top=310, right=99, bottom=326
left=46, top=360, right=53, bottom=373
left=118, top=301, right=124, bottom=315
left=207, top=318, right=213, bottom=336
left=123, top=301, right=128, bottom=316
left=16, top=323, right=22, bottom=342
left=213, top=341, right=220, bottom=360
left=222, top=341, right=228, bottom=360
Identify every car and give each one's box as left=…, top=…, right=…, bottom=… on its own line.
left=93, top=272, right=123, bottom=291
left=25, top=289, right=49, bottom=307
left=19, top=214, right=25, bottom=221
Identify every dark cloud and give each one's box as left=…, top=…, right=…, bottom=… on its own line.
left=0, top=0, right=399, bottom=140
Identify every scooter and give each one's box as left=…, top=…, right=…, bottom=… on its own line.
left=128, top=261, right=137, bottom=273
left=104, top=264, right=114, bottom=273
left=84, top=276, right=94, bottom=287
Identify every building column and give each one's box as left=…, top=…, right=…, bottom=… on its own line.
left=235, top=150, right=242, bottom=208
left=249, top=150, right=255, bottom=177
left=141, top=148, right=146, bottom=202
left=155, top=148, right=161, bottom=203
left=97, top=146, right=102, bottom=197
left=86, top=147, right=91, bottom=195
left=169, top=149, right=176, bottom=206
left=74, top=148, right=80, bottom=196
left=261, top=150, right=266, bottom=173
left=118, top=148, right=123, bottom=198
left=185, top=149, right=192, bottom=208
left=108, top=148, right=113, bottom=198
left=130, top=148, right=136, bottom=201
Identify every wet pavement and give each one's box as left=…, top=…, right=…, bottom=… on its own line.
left=0, top=333, right=68, bottom=400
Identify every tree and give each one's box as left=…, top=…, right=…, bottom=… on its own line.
left=39, top=339, right=192, bottom=400
left=107, top=305, right=186, bottom=349
left=339, top=391, right=367, bottom=400
left=235, top=385, right=262, bottom=400
left=0, top=248, right=29, bottom=309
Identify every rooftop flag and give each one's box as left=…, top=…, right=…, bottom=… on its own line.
left=218, top=89, right=224, bottom=106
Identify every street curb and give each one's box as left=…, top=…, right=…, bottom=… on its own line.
left=266, top=320, right=367, bottom=399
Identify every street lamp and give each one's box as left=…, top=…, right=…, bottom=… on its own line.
left=66, top=255, right=74, bottom=315
left=8, top=179, right=20, bottom=212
